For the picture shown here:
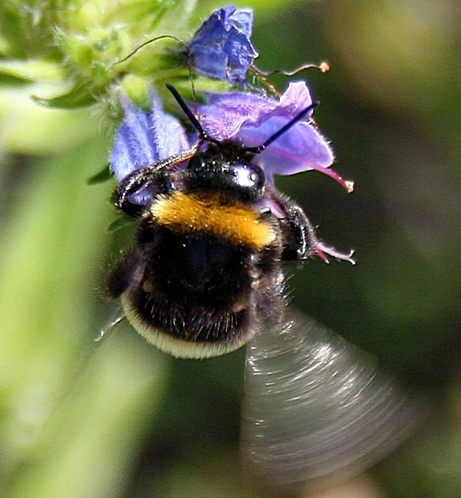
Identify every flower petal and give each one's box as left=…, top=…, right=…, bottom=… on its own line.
left=197, top=82, right=316, bottom=141
left=111, top=93, right=189, bottom=181
left=196, top=82, right=343, bottom=184
left=110, top=93, right=190, bottom=205
left=197, top=91, right=278, bottom=139
left=238, top=116, right=334, bottom=177
left=186, top=5, right=258, bottom=84
left=278, top=81, right=313, bottom=112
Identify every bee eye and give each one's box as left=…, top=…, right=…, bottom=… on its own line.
left=186, top=154, right=206, bottom=170
left=230, top=163, right=265, bottom=191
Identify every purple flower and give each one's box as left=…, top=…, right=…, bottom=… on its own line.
left=110, top=92, right=189, bottom=204
left=186, top=5, right=258, bottom=84
left=197, top=81, right=352, bottom=190
left=111, top=82, right=352, bottom=197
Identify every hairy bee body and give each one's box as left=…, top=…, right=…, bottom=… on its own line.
left=107, top=187, right=289, bottom=358
left=107, top=88, right=316, bottom=358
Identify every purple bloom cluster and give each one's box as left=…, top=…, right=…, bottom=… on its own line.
left=110, top=5, right=354, bottom=263
left=112, top=82, right=350, bottom=190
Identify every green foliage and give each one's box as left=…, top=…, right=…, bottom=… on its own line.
left=1, top=1, right=461, bottom=497
left=0, top=0, right=200, bottom=131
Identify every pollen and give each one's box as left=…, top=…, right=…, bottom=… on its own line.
left=151, top=192, right=276, bottom=248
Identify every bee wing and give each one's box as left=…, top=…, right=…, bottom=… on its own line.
left=242, top=309, right=422, bottom=492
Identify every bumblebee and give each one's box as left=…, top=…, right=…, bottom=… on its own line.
left=106, top=86, right=421, bottom=491
left=106, top=85, right=319, bottom=358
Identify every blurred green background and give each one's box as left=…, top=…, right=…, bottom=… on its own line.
left=1, top=1, right=461, bottom=497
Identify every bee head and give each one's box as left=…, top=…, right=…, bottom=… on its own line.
left=184, top=148, right=266, bottom=201
left=165, top=83, right=317, bottom=202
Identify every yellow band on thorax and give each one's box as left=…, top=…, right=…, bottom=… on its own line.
left=150, top=191, right=275, bottom=249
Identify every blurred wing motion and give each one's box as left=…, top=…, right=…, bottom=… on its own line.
left=242, top=310, right=422, bottom=492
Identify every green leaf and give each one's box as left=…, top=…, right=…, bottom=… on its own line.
left=87, top=163, right=113, bottom=185
left=108, top=216, right=134, bottom=232
left=32, top=80, right=97, bottom=108
left=0, top=60, right=63, bottom=83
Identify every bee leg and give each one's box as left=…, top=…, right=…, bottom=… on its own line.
left=113, top=150, right=195, bottom=217
left=267, top=191, right=315, bottom=261
left=270, top=190, right=356, bottom=265
left=115, top=167, right=172, bottom=217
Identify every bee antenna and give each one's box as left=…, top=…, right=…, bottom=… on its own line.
left=243, top=102, right=318, bottom=155
left=166, top=84, right=220, bottom=146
